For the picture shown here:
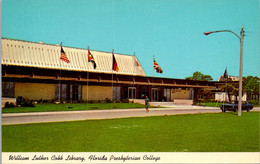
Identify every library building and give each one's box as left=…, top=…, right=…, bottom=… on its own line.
left=1, top=38, right=217, bottom=105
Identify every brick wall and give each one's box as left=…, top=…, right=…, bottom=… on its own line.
left=15, top=83, right=55, bottom=100
left=82, top=85, right=112, bottom=100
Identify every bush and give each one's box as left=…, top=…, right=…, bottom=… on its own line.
left=122, top=99, right=129, bottom=103
left=4, top=102, right=16, bottom=108
left=21, top=100, right=35, bottom=107
left=42, top=99, right=49, bottom=103
left=38, top=99, right=43, bottom=103
left=38, top=99, right=49, bottom=103
left=248, top=100, right=260, bottom=105
left=87, top=100, right=95, bottom=104
left=16, top=96, right=24, bottom=106
left=77, top=99, right=84, bottom=103
left=16, top=96, right=35, bottom=107
left=105, top=98, right=111, bottom=103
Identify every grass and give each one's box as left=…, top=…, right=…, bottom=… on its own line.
left=2, top=112, right=259, bottom=152
left=2, top=103, right=147, bottom=113
left=201, top=102, right=260, bottom=107
left=201, top=102, right=222, bottom=107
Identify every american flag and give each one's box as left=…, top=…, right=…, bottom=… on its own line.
left=60, top=46, right=70, bottom=63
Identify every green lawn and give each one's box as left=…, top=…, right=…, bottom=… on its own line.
left=2, top=112, right=259, bottom=152
left=2, top=103, right=147, bottom=113
left=201, top=102, right=222, bottom=107
left=201, top=101, right=260, bottom=107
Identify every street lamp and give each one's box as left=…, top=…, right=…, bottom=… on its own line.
left=204, top=27, right=244, bottom=116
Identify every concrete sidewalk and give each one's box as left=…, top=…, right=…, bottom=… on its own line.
left=2, top=106, right=259, bottom=125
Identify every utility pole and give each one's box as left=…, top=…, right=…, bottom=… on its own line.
left=204, top=26, right=244, bottom=116
left=238, top=26, right=244, bottom=116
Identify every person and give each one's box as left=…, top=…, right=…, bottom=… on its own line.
left=145, top=96, right=150, bottom=112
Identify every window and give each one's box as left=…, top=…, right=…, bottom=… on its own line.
left=2, top=82, right=15, bottom=98
left=71, top=85, right=82, bottom=101
left=140, top=86, right=149, bottom=99
left=152, top=88, right=159, bottom=101
left=128, top=87, right=136, bottom=99
left=113, top=86, right=121, bottom=100
left=164, top=88, right=171, bottom=101
left=55, top=84, right=68, bottom=101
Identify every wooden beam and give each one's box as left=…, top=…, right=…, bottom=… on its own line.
left=3, top=74, right=216, bottom=89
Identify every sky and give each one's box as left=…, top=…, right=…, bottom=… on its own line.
left=1, top=0, right=259, bottom=80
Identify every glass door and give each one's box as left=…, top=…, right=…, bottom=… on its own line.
left=164, top=88, right=171, bottom=101
left=128, top=87, right=136, bottom=99
left=152, top=88, right=159, bottom=101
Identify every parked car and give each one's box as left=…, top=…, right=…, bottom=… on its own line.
left=220, top=101, right=253, bottom=112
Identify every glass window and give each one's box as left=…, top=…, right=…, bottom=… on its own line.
left=128, top=87, right=136, bottom=99
left=55, top=83, right=68, bottom=101
left=140, top=86, right=149, bottom=99
left=152, top=88, right=159, bottom=101
left=2, top=82, right=15, bottom=98
left=113, top=86, right=121, bottom=100
left=164, top=88, right=171, bottom=101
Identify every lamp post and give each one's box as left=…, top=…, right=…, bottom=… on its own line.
left=204, top=26, right=244, bottom=116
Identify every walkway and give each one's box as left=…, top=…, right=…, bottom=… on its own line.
left=2, top=106, right=259, bottom=125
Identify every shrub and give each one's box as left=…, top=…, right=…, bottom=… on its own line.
left=122, top=99, right=129, bottom=103
left=16, top=96, right=24, bottom=106
left=77, top=99, right=84, bottom=103
left=105, top=98, right=111, bottom=103
left=16, top=96, right=35, bottom=107
left=21, top=100, right=35, bottom=107
left=42, top=99, right=49, bottom=103
left=87, top=100, right=94, bottom=104
left=38, top=99, right=49, bottom=103
left=38, top=99, right=43, bottom=103
left=248, top=100, right=260, bottom=105
left=4, top=102, right=16, bottom=108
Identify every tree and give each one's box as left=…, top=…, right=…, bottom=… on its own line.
left=219, top=76, right=259, bottom=102
left=197, top=88, right=212, bottom=99
left=186, top=71, right=213, bottom=81
left=243, top=76, right=259, bottom=101
left=220, top=82, right=238, bottom=102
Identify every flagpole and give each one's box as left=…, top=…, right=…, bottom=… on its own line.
left=133, top=52, right=136, bottom=107
left=87, top=46, right=90, bottom=103
left=225, top=67, right=228, bottom=102
left=223, top=67, right=228, bottom=108
left=152, top=55, right=155, bottom=102
left=134, top=52, right=136, bottom=75
left=59, top=42, right=63, bottom=103
left=112, top=49, right=114, bottom=102
left=153, top=55, right=155, bottom=77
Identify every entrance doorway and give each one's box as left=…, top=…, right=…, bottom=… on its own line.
left=164, top=88, right=171, bottom=101
left=71, top=85, right=82, bottom=102
left=113, top=86, right=121, bottom=100
left=72, top=85, right=79, bottom=101
left=55, top=83, right=69, bottom=102
left=152, top=88, right=159, bottom=101
left=128, top=87, right=136, bottom=99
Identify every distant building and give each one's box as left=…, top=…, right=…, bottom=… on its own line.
left=2, top=38, right=217, bottom=105
left=218, top=75, right=239, bottom=82
left=216, top=75, right=246, bottom=102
